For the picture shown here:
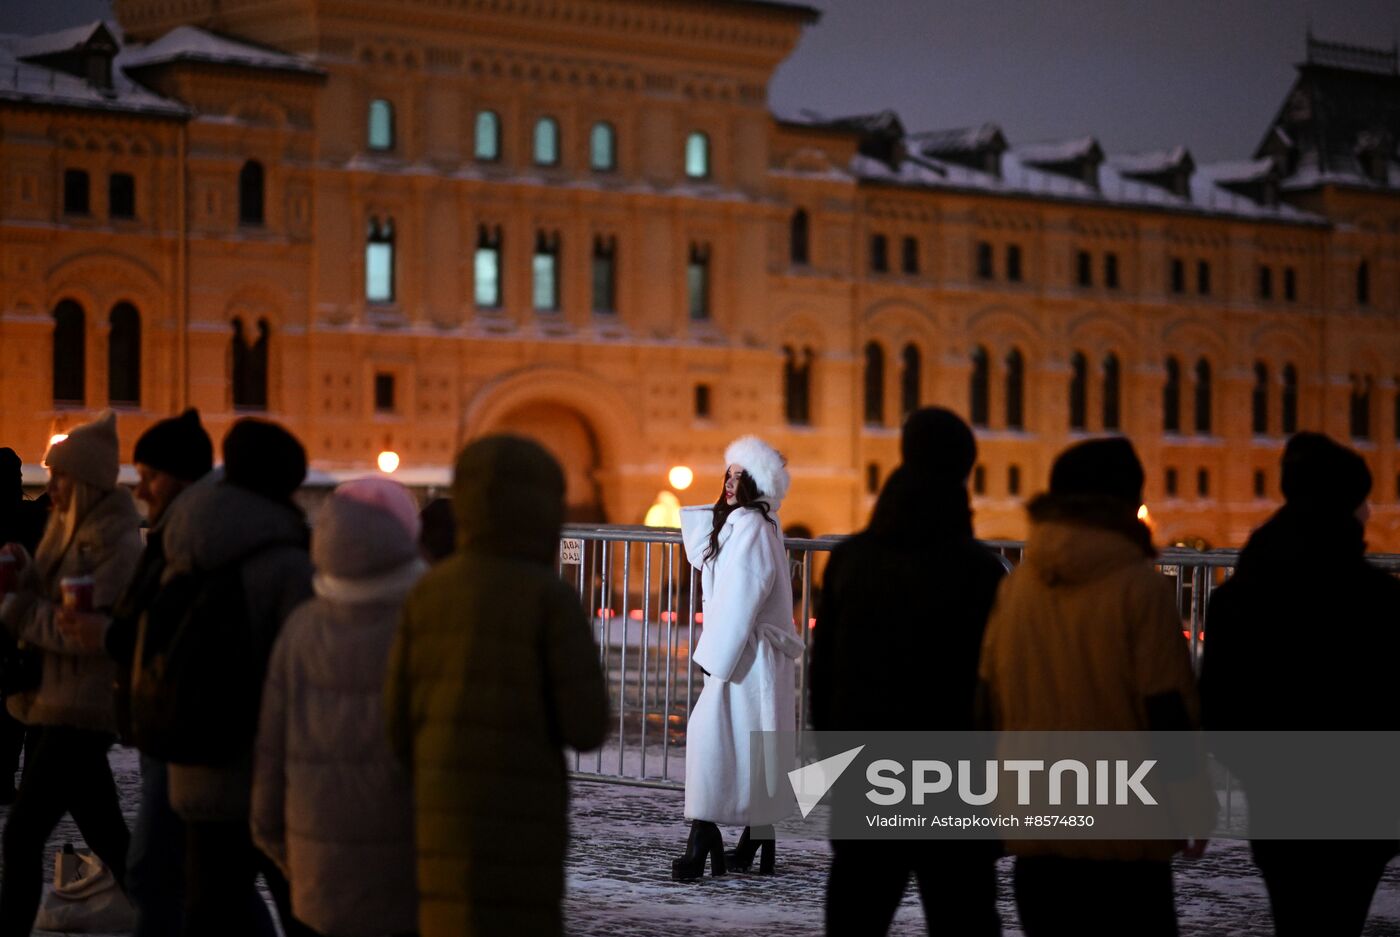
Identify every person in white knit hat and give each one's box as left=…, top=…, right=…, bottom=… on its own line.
left=675, top=436, right=803, bottom=881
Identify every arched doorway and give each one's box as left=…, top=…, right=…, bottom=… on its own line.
left=494, top=400, right=607, bottom=522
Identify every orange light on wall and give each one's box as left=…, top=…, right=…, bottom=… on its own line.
left=377, top=450, right=400, bottom=473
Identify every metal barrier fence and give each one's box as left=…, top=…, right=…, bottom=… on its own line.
left=560, top=525, right=1400, bottom=791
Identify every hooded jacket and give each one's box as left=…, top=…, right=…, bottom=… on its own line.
left=2, top=488, right=142, bottom=732
left=384, top=436, right=608, bottom=937
left=159, top=474, right=312, bottom=822
left=252, top=495, right=423, bottom=937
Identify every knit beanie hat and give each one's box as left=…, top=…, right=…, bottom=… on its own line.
left=723, top=436, right=790, bottom=507
left=222, top=418, right=307, bottom=502
left=133, top=409, right=213, bottom=483
left=1281, top=431, right=1371, bottom=514
left=45, top=410, right=120, bottom=492
left=901, top=407, right=977, bottom=481
left=334, top=477, right=420, bottom=542
left=1049, top=437, right=1145, bottom=507
left=0, top=448, right=21, bottom=498
left=313, top=478, right=421, bottom=579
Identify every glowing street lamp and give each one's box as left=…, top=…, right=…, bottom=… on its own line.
left=42, top=433, right=69, bottom=468
left=668, top=465, right=694, bottom=491
left=377, top=450, right=401, bottom=474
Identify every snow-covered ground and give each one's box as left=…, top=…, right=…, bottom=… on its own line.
left=6, top=746, right=1400, bottom=935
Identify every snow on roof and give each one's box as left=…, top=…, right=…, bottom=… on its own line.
left=11, top=20, right=118, bottom=60
left=1014, top=136, right=1103, bottom=165
left=1108, top=146, right=1193, bottom=175
left=1196, top=158, right=1276, bottom=184
left=907, top=123, right=1005, bottom=155
left=121, top=26, right=320, bottom=75
left=0, top=29, right=187, bottom=118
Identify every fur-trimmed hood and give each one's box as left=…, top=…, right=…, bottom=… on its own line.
left=1024, top=492, right=1155, bottom=586
left=723, top=435, right=789, bottom=508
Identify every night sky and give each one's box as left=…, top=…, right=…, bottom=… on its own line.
left=2, top=0, right=1397, bottom=162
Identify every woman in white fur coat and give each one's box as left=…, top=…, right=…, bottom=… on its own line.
left=675, top=436, right=803, bottom=881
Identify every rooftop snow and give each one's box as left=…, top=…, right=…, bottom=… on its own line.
left=0, top=30, right=187, bottom=118
left=1015, top=136, right=1102, bottom=164
left=907, top=123, right=1006, bottom=155
left=121, top=26, right=321, bottom=75
left=1109, top=146, right=1194, bottom=175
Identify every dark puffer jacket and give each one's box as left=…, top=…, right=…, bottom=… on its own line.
left=385, top=436, right=608, bottom=937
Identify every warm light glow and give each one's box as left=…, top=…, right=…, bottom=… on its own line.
left=1137, top=504, right=1150, bottom=521
left=668, top=465, right=694, bottom=490
left=48, top=434, right=68, bottom=448
left=377, top=450, right=400, bottom=473
left=644, top=490, right=681, bottom=528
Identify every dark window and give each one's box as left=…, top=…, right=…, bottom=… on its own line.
left=1394, top=385, right=1400, bottom=442
left=866, top=463, right=880, bottom=495
left=863, top=342, right=885, bottom=426
left=591, top=236, right=617, bottom=313
left=1006, top=244, right=1022, bottom=282
left=694, top=384, right=711, bottom=420
left=63, top=169, right=89, bottom=215
left=970, top=346, right=990, bottom=428
left=870, top=234, right=888, bottom=274
left=231, top=317, right=269, bottom=411
left=1104, top=252, right=1119, bottom=289
left=474, top=111, right=501, bottom=161
left=1165, top=467, right=1178, bottom=497
left=1358, top=261, right=1371, bottom=307
left=1076, top=250, right=1092, bottom=287
left=1008, top=464, right=1021, bottom=496
left=1069, top=352, right=1087, bottom=430
left=365, top=217, right=395, bottom=303
left=1194, top=358, right=1212, bottom=435
left=1102, top=353, right=1121, bottom=431
left=52, top=299, right=85, bottom=405
left=1283, top=266, right=1296, bottom=302
left=1252, top=362, right=1269, bottom=435
left=107, top=302, right=140, bottom=405
left=1196, top=259, right=1211, bottom=295
left=367, top=99, right=394, bottom=151
left=1254, top=469, right=1266, bottom=498
left=238, top=160, right=264, bottom=225
left=589, top=122, right=616, bottom=171
left=1351, top=375, right=1373, bottom=440
left=374, top=372, right=396, bottom=413
left=687, top=243, right=710, bottom=320
left=685, top=132, right=710, bottom=179
left=1163, top=357, right=1181, bottom=433
left=108, top=172, right=135, bottom=219
left=1169, top=257, right=1185, bottom=294
left=973, top=464, right=986, bottom=495
left=1258, top=265, right=1273, bottom=300
left=532, top=230, right=560, bottom=312
left=1282, top=364, right=1298, bottom=434
left=1197, top=468, right=1210, bottom=498
left=475, top=225, right=503, bottom=308
left=1005, top=348, right=1025, bottom=430
left=533, top=117, right=559, bottom=166
left=783, top=345, right=813, bottom=426
left=976, top=241, right=993, bottom=280
left=790, top=209, right=809, bottom=266
left=900, top=344, right=921, bottom=418
left=901, top=237, right=919, bottom=275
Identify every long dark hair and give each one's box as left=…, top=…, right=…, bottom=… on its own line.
left=704, top=468, right=777, bottom=563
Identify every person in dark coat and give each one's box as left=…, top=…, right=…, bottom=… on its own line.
left=812, top=407, right=1006, bottom=936
left=0, top=447, right=48, bottom=801
left=1201, top=432, right=1400, bottom=937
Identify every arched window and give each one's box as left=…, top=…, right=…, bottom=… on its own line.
left=474, top=110, right=500, bottom=161
left=790, top=209, right=809, bottom=266
left=238, top=160, right=264, bottom=225
left=1005, top=348, right=1025, bottom=430
left=969, top=346, right=989, bottom=428
left=533, top=117, right=559, bottom=166
left=783, top=345, right=813, bottom=426
left=900, top=344, right=921, bottom=418
left=685, top=131, right=709, bottom=179
left=1069, top=351, right=1088, bottom=430
left=1252, top=362, right=1269, bottom=435
left=1350, top=375, right=1373, bottom=440
left=1194, top=358, right=1213, bottom=435
left=863, top=342, right=885, bottom=426
left=108, top=303, right=140, bottom=406
left=52, top=299, right=85, bottom=405
left=532, top=230, right=560, bottom=311
left=589, top=122, right=615, bottom=171
left=1102, top=353, right=1121, bottom=431
left=1163, top=356, right=1181, bottom=433
left=475, top=225, right=503, bottom=308
left=231, top=317, right=270, bottom=411
left=687, top=243, right=710, bottom=321
left=367, top=98, right=394, bottom=151
left=365, top=217, right=395, bottom=303
left=1282, top=364, right=1299, bottom=434
left=1357, top=260, right=1371, bottom=307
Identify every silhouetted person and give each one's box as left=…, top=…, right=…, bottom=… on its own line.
left=418, top=496, right=456, bottom=564
left=0, top=447, right=48, bottom=801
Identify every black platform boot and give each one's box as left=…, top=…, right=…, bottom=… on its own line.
left=671, top=820, right=727, bottom=881
left=725, top=825, right=775, bottom=874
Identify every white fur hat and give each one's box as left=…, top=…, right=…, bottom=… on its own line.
left=724, top=435, right=790, bottom=507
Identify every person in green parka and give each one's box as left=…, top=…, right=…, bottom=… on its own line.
left=385, top=435, right=608, bottom=937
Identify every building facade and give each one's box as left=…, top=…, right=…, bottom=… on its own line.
left=2, top=1, right=1398, bottom=548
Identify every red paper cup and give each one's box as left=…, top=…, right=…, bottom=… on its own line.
left=60, top=575, right=95, bottom=613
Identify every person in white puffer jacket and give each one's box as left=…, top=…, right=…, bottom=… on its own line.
left=252, top=478, right=426, bottom=937
left=674, top=435, right=803, bottom=882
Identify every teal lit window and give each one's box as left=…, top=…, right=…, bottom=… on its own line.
left=475, top=225, right=502, bottom=308
left=365, top=217, right=394, bottom=303
left=368, top=99, right=394, bottom=151
left=474, top=111, right=500, bottom=161
left=685, top=131, right=709, bottom=179
left=533, top=231, right=560, bottom=311
left=590, top=122, right=615, bottom=171
left=533, top=117, right=559, bottom=166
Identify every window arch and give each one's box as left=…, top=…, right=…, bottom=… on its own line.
left=1102, top=353, right=1121, bottom=431
left=52, top=299, right=86, bottom=405
left=1163, top=356, right=1181, bottom=433
left=589, top=122, right=615, bottom=171
left=790, top=209, right=809, bottom=266
left=685, top=131, right=710, bottom=179
left=367, top=98, right=394, bottom=151
left=1194, top=358, right=1213, bottom=435
left=1005, top=348, right=1025, bottom=430
left=108, top=302, right=140, bottom=406
left=1350, top=374, right=1373, bottom=440
left=533, top=117, right=560, bottom=166
left=969, top=346, right=989, bottom=428
left=238, top=160, right=264, bottom=225
left=783, top=345, right=813, bottom=426
left=365, top=217, right=395, bottom=303
left=863, top=342, right=885, bottom=426
left=900, top=343, right=921, bottom=418
left=1252, top=362, right=1269, bottom=435
left=231, top=317, right=270, bottom=411
left=474, top=110, right=500, bottom=161
left=1281, top=364, right=1298, bottom=434
left=1069, top=351, right=1088, bottom=430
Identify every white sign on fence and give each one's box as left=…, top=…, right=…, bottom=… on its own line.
left=560, top=538, right=584, bottom=565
